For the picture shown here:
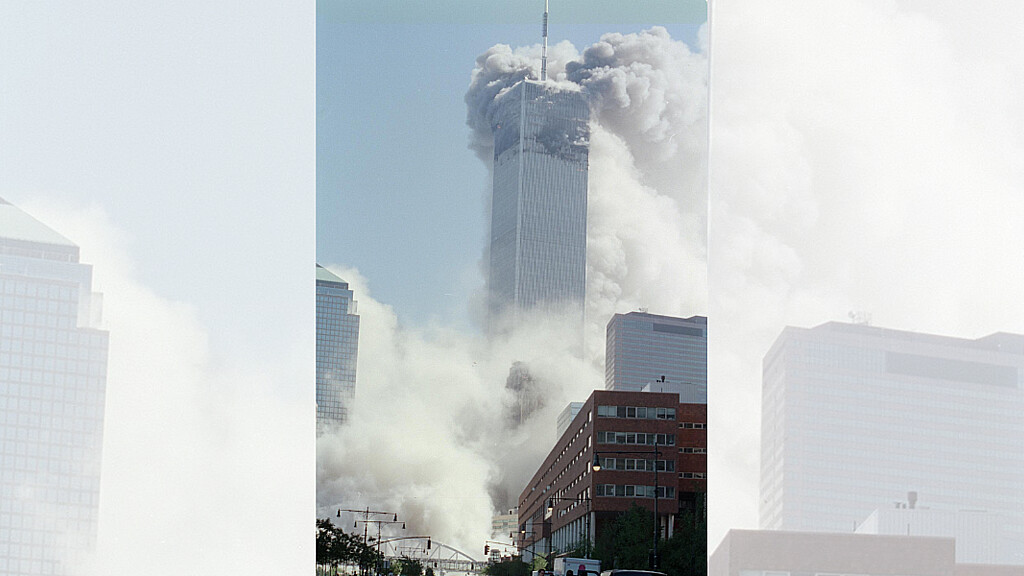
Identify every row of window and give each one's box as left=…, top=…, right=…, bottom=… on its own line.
left=0, top=297, right=76, bottom=315
left=316, top=359, right=356, bottom=369
left=550, top=422, right=591, bottom=492
left=596, top=405, right=676, bottom=420
left=0, top=382, right=102, bottom=401
left=679, top=472, right=707, bottom=479
left=0, top=280, right=77, bottom=300
left=0, top=339, right=104, bottom=359
left=0, top=357, right=105, bottom=376
left=0, top=406, right=104, bottom=426
left=0, top=314, right=78, bottom=330
left=595, top=457, right=674, bottom=472
left=0, top=324, right=105, bottom=346
left=679, top=447, right=707, bottom=454
left=595, top=484, right=676, bottom=498
left=0, top=404, right=105, bottom=424
left=596, top=431, right=675, bottom=446
left=680, top=422, right=706, bottom=429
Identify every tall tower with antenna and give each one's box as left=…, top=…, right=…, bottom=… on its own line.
left=485, top=0, right=591, bottom=335
left=541, top=0, right=549, bottom=81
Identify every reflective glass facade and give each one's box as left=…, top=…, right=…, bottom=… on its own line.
left=487, top=80, right=589, bottom=330
left=605, top=312, right=707, bottom=401
left=761, top=322, right=1024, bottom=565
left=0, top=198, right=107, bottom=575
left=315, top=265, right=358, bottom=427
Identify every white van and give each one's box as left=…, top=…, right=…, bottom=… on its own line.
left=552, top=557, right=601, bottom=576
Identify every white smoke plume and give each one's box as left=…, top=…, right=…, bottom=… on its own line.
left=17, top=202, right=311, bottom=576
left=464, top=26, right=708, bottom=358
left=319, top=26, right=707, bottom=556
left=708, top=0, right=1024, bottom=551
left=316, top=267, right=601, bottom=553
left=465, top=40, right=582, bottom=161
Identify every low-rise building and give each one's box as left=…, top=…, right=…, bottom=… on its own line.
left=493, top=508, right=519, bottom=540
left=517, top=390, right=706, bottom=562
left=709, top=529, right=955, bottom=576
left=710, top=529, right=1024, bottom=576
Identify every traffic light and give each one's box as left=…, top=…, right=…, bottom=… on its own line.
left=484, top=545, right=490, bottom=555
left=427, top=537, right=431, bottom=549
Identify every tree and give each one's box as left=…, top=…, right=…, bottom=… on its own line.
left=562, top=537, right=593, bottom=559
left=392, top=556, right=424, bottom=576
left=317, top=518, right=348, bottom=574
left=315, top=518, right=384, bottom=575
left=484, top=559, right=532, bottom=576
left=660, top=508, right=706, bottom=576
left=316, top=519, right=334, bottom=572
left=593, top=503, right=655, bottom=570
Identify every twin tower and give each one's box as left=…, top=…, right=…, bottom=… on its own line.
left=486, top=79, right=590, bottom=333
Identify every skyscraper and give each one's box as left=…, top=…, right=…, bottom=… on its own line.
left=0, top=198, right=108, bottom=575
left=761, top=321, right=1024, bottom=564
left=486, top=80, right=589, bottom=331
left=315, top=264, right=359, bottom=427
left=605, top=312, right=707, bottom=402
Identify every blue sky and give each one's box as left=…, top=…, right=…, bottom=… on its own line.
left=317, top=0, right=707, bottom=331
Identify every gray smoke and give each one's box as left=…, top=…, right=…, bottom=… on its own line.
left=316, top=276, right=596, bottom=553
left=464, top=26, right=709, bottom=357
left=318, top=25, right=707, bottom=556
left=466, top=40, right=582, bottom=161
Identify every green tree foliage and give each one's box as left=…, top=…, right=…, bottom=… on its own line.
left=591, top=500, right=707, bottom=575
left=316, top=518, right=384, bottom=574
left=593, top=504, right=655, bottom=570
left=392, top=557, right=424, bottom=576
left=563, top=537, right=593, bottom=559
left=660, top=509, right=706, bottom=576
left=484, top=559, right=532, bottom=576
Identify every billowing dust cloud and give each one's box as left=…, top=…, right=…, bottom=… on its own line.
left=18, top=202, right=311, bottom=576
left=317, top=26, right=707, bottom=555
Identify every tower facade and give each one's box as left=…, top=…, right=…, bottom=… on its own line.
left=0, top=198, right=108, bottom=574
left=605, top=312, right=707, bottom=402
left=760, top=321, right=1024, bottom=564
left=315, top=264, right=359, bottom=427
left=487, top=80, right=589, bottom=331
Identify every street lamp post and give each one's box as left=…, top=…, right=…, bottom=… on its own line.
left=357, top=517, right=405, bottom=575
left=338, top=508, right=400, bottom=575
left=337, top=508, right=394, bottom=547
left=592, top=437, right=663, bottom=570
left=514, top=529, right=537, bottom=564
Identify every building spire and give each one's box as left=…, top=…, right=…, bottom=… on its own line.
left=541, top=0, right=549, bottom=81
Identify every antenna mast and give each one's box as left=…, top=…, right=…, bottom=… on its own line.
left=541, top=0, right=549, bottom=81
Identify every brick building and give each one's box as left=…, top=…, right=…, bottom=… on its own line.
left=517, top=390, right=706, bottom=561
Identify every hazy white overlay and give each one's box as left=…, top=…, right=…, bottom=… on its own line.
left=709, top=0, right=1024, bottom=551
left=1, top=1, right=313, bottom=573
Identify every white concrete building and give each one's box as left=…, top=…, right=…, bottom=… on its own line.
left=761, top=322, right=1024, bottom=565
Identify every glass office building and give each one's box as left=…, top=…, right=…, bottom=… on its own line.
left=605, top=312, right=707, bottom=402
left=487, top=80, right=589, bottom=331
left=761, top=322, right=1024, bottom=565
left=315, top=264, right=359, bottom=427
left=0, top=198, right=108, bottom=575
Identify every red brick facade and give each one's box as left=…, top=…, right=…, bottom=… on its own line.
left=517, top=390, right=707, bottom=559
